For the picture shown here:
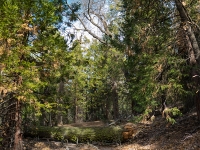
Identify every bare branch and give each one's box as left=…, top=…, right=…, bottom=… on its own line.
left=83, top=13, right=107, bottom=35
left=90, top=11, right=113, bottom=38
left=85, top=0, right=112, bottom=38
left=66, top=1, right=107, bottom=44
left=84, top=0, right=109, bottom=37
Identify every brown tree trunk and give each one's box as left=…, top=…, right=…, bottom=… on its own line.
left=56, top=80, right=64, bottom=125
left=105, top=96, right=111, bottom=120
left=131, top=99, right=135, bottom=114
left=56, top=111, right=63, bottom=126
left=174, top=0, right=188, bottom=22
left=175, top=0, right=200, bottom=120
left=196, top=91, right=200, bottom=120
left=1, top=96, right=22, bottom=150
left=112, top=92, right=119, bottom=119
left=14, top=100, right=22, bottom=150
left=74, top=98, right=78, bottom=123
left=112, top=81, right=119, bottom=119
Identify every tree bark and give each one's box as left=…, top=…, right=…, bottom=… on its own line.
left=57, top=80, right=65, bottom=125
left=105, top=96, right=111, bottom=120
left=175, top=0, right=200, bottom=120
left=14, top=100, right=22, bottom=150
left=74, top=98, right=78, bottom=123
left=174, top=0, right=188, bottom=22
left=196, top=91, right=200, bottom=120
left=112, top=81, right=119, bottom=119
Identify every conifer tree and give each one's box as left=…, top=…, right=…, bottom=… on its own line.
left=0, top=0, right=70, bottom=149
left=121, top=0, right=195, bottom=122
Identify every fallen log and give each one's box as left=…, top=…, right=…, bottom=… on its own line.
left=24, top=126, right=123, bottom=144
left=24, top=123, right=138, bottom=144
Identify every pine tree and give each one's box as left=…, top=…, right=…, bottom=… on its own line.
left=121, top=0, right=194, bottom=122
left=0, top=0, right=69, bottom=149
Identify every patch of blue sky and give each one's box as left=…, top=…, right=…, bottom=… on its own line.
left=67, top=0, right=79, bottom=4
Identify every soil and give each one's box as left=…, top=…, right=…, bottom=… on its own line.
left=23, top=109, right=200, bottom=150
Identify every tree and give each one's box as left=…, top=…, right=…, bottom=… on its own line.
left=65, top=0, right=123, bottom=46
left=65, top=40, right=89, bottom=123
left=0, top=0, right=69, bottom=149
left=174, top=0, right=200, bottom=120
left=84, top=40, right=126, bottom=120
left=120, top=0, right=196, bottom=122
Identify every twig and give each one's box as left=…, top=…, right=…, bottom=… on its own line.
left=181, top=133, right=193, bottom=142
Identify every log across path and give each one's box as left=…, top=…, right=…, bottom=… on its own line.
left=24, top=121, right=138, bottom=145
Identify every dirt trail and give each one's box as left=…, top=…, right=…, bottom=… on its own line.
left=61, top=121, right=106, bottom=127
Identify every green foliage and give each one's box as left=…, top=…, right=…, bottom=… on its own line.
left=120, top=0, right=195, bottom=123
left=166, top=116, right=176, bottom=125
left=164, top=107, right=182, bottom=124
left=0, top=0, right=77, bottom=132
left=170, top=107, right=182, bottom=117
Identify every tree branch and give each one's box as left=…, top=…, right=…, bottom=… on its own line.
left=90, top=11, right=113, bottom=38
left=175, top=0, right=200, bottom=60
left=66, top=1, right=106, bottom=44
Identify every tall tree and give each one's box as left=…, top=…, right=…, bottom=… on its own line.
left=174, top=0, right=200, bottom=120
left=121, top=0, right=194, bottom=122
left=65, top=0, right=123, bottom=46
left=0, top=0, right=69, bottom=149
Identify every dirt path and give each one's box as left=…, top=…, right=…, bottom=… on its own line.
left=61, top=121, right=106, bottom=127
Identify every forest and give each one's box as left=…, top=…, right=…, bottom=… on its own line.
left=0, top=0, right=200, bottom=149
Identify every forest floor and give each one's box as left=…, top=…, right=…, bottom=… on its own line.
left=23, top=108, right=200, bottom=150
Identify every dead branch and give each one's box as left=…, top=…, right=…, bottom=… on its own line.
left=66, top=0, right=108, bottom=44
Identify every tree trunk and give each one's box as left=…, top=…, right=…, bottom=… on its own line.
left=14, top=100, right=22, bottom=150
left=175, top=0, right=200, bottom=120
left=56, top=112, right=63, bottom=126
left=74, top=98, right=78, bottom=123
left=1, top=95, right=22, bottom=150
left=112, top=81, right=119, bottom=119
left=196, top=91, right=200, bottom=120
left=57, top=81, right=64, bottom=125
left=49, top=112, right=53, bottom=126
left=56, top=97, right=64, bottom=125
left=40, top=109, right=47, bottom=126
left=104, top=96, right=110, bottom=120
left=131, top=99, right=135, bottom=115
left=113, top=92, right=119, bottom=119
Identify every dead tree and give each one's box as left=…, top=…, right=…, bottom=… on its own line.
left=175, top=0, right=200, bottom=120
left=66, top=0, right=119, bottom=45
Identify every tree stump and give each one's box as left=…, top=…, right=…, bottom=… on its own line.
left=122, top=123, right=137, bottom=140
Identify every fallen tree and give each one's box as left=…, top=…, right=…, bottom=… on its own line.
left=24, top=126, right=122, bottom=144
left=24, top=123, right=137, bottom=144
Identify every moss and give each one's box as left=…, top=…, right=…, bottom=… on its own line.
left=25, top=126, right=123, bottom=144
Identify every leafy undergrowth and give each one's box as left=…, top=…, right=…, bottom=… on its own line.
left=24, top=109, right=200, bottom=150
